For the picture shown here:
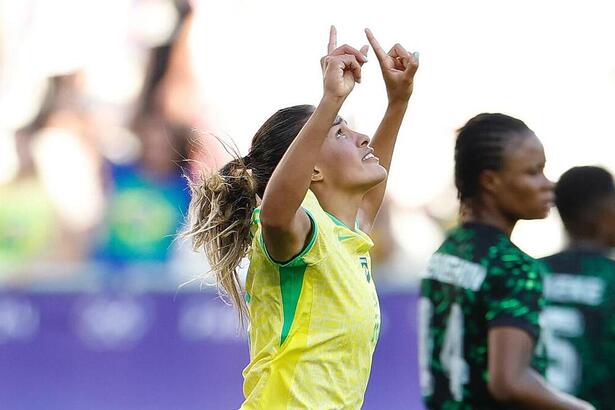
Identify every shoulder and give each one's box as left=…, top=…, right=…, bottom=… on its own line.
left=592, top=255, right=615, bottom=294
left=537, top=253, right=556, bottom=270
left=488, top=235, right=537, bottom=267
left=595, top=253, right=615, bottom=274
left=300, top=190, right=331, bottom=227
left=250, top=190, right=331, bottom=267
left=482, top=238, right=543, bottom=292
left=538, top=251, right=569, bottom=269
left=433, top=225, right=480, bottom=257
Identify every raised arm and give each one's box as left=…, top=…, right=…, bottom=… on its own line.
left=358, top=28, right=418, bottom=232
left=260, top=27, right=367, bottom=262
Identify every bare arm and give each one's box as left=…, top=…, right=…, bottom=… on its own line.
left=358, top=29, right=418, bottom=232
left=488, top=327, right=594, bottom=410
left=260, top=95, right=344, bottom=262
left=260, top=27, right=367, bottom=262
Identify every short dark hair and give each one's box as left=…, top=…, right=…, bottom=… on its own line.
left=454, top=113, right=533, bottom=202
left=555, top=166, right=615, bottom=232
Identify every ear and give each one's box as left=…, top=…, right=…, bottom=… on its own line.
left=311, top=166, right=324, bottom=183
left=597, top=198, right=615, bottom=240
left=479, top=169, right=502, bottom=196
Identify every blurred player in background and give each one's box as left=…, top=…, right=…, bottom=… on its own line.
left=419, top=114, right=594, bottom=409
left=185, top=27, right=418, bottom=409
left=540, top=166, right=615, bottom=410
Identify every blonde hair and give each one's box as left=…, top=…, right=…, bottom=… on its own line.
left=184, top=157, right=256, bottom=324
left=184, top=104, right=315, bottom=324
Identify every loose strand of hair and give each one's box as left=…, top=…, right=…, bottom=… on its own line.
left=180, top=132, right=256, bottom=328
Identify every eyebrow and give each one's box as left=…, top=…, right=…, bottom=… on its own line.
left=333, top=116, right=346, bottom=127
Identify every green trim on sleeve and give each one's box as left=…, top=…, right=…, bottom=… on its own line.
left=258, top=208, right=318, bottom=268
left=251, top=208, right=261, bottom=224
left=279, top=264, right=307, bottom=345
left=249, top=209, right=261, bottom=240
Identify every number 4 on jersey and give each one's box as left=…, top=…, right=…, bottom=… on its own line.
left=419, top=298, right=469, bottom=401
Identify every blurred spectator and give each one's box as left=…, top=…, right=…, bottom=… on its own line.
left=0, top=130, right=58, bottom=278
left=90, top=9, right=195, bottom=275
left=31, top=73, right=105, bottom=238
left=0, top=74, right=100, bottom=282
left=91, top=109, right=191, bottom=270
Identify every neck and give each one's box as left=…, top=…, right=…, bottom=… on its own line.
left=460, top=199, right=517, bottom=237
left=311, top=186, right=363, bottom=230
left=568, top=237, right=611, bottom=254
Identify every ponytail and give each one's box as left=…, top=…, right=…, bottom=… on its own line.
left=184, top=104, right=315, bottom=324
left=185, top=157, right=257, bottom=324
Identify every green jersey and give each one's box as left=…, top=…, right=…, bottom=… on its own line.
left=540, top=250, right=615, bottom=410
left=419, top=223, right=547, bottom=410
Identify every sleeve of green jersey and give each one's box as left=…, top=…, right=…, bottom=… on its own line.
left=604, top=276, right=615, bottom=360
left=483, top=255, right=545, bottom=341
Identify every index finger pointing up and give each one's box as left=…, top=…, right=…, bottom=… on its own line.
left=328, top=25, right=337, bottom=54
left=364, top=28, right=387, bottom=63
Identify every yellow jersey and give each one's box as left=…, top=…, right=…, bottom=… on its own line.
left=241, top=190, right=381, bottom=409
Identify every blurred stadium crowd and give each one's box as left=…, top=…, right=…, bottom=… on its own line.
left=0, top=0, right=216, bottom=287
left=0, top=0, right=434, bottom=289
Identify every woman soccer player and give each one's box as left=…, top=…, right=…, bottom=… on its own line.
left=419, top=114, right=594, bottom=409
left=186, top=27, right=418, bottom=409
left=541, top=166, right=615, bottom=410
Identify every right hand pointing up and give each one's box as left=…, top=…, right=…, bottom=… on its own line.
left=320, top=25, right=369, bottom=100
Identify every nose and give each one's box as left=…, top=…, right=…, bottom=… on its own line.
left=356, top=132, right=370, bottom=147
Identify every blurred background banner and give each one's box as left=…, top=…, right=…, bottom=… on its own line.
left=0, top=290, right=423, bottom=410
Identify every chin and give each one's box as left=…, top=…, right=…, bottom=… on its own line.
left=522, top=207, right=551, bottom=220
left=357, top=169, right=387, bottom=193
left=371, top=166, right=388, bottom=185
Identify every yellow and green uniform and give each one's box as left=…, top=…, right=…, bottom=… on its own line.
left=241, top=190, right=380, bottom=410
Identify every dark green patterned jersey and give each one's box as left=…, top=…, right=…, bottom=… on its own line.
left=419, top=223, right=547, bottom=410
left=540, top=250, right=615, bottom=410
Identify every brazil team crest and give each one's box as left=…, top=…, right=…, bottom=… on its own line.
left=359, top=256, right=371, bottom=283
